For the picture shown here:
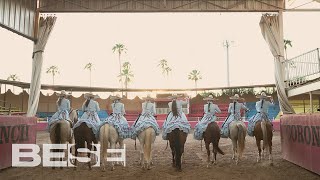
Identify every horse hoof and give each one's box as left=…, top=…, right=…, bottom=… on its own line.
left=111, top=167, right=115, bottom=171
left=270, top=162, right=274, bottom=166
left=206, top=164, right=210, bottom=168
left=150, top=161, right=154, bottom=165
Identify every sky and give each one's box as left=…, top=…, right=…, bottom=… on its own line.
left=0, top=3, right=320, bottom=97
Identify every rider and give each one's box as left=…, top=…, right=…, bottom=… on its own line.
left=194, top=94, right=221, bottom=140
left=48, top=90, right=71, bottom=130
left=220, top=94, right=249, bottom=138
left=162, top=94, right=191, bottom=140
left=102, top=94, right=131, bottom=139
left=131, top=95, right=160, bottom=139
left=247, top=92, right=274, bottom=136
left=73, top=92, right=101, bottom=137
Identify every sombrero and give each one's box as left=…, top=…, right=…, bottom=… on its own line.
left=256, top=92, right=271, bottom=99
left=110, top=94, right=122, bottom=101
left=229, top=94, right=240, bottom=100
left=203, top=94, right=217, bottom=101
left=56, top=90, right=68, bottom=97
left=142, top=95, right=154, bottom=101
left=84, top=92, right=100, bottom=99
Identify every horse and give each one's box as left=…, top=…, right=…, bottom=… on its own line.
left=99, top=123, right=124, bottom=171
left=49, top=109, right=77, bottom=169
left=229, top=120, right=246, bottom=165
left=203, top=122, right=224, bottom=167
left=167, top=128, right=187, bottom=171
left=254, top=119, right=273, bottom=165
left=73, top=113, right=98, bottom=170
left=137, top=127, right=156, bottom=170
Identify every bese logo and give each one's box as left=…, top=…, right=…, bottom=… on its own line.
left=12, top=144, right=126, bottom=167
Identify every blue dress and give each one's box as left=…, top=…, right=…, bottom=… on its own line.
left=100, top=102, right=131, bottom=139
left=162, top=100, right=191, bottom=140
left=131, top=101, right=160, bottom=139
left=194, top=103, right=221, bottom=140
left=48, top=98, right=71, bottom=131
left=247, top=100, right=274, bottom=136
left=221, top=102, right=248, bottom=138
left=73, top=99, right=101, bottom=138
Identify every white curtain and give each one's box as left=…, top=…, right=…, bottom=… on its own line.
left=260, top=14, right=295, bottom=114
left=27, top=16, right=57, bottom=117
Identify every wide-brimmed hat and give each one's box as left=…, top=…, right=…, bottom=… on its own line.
left=84, top=92, right=100, bottom=99
left=230, top=94, right=240, bottom=100
left=168, top=94, right=183, bottom=99
left=110, top=94, right=122, bottom=101
left=56, top=90, right=68, bottom=97
left=203, top=94, right=217, bottom=101
left=142, top=95, right=154, bottom=101
left=256, top=92, right=271, bottom=99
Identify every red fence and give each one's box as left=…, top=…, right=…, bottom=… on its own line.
left=0, top=116, right=37, bottom=170
left=281, top=114, right=320, bottom=175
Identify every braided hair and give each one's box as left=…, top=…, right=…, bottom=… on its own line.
left=208, top=101, right=211, bottom=113
left=85, top=98, right=91, bottom=108
left=172, top=99, right=178, bottom=117
left=58, top=96, right=64, bottom=106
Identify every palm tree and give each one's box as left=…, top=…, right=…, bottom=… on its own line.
left=188, top=69, right=202, bottom=95
left=284, top=39, right=292, bottom=60
left=158, top=59, right=172, bottom=77
left=118, top=62, right=134, bottom=98
left=46, top=66, right=59, bottom=86
left=7, top=74, right=19, bottom=93
left=112, top=43, right=127, bottom=96
left=84, top=62, right=94, bottom=87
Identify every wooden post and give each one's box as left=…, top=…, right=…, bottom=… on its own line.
left=309, top=92, right=313, bottom=113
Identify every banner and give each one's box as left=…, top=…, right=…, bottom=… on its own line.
left=281, top=114, right=320, bottom=175
left=0, top=116, right=37, bottom=170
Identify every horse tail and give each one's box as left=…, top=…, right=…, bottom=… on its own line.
left=55, top=122, right=61, bottom=144
left=261, top=120, right=268, bottom=152
left=174, top=128, right=182, bottom=169
left=209, top=123, right=224, bottom=155
left=100, top=124, right=109, bottom=161
left=144, top=128, right=153, bottom=163
left=236, top=123, right=245, bottom=158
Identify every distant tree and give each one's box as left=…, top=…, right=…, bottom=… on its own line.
left=112, top=43, right=127, bottom=96
left=118, top=62, right=134, bottom=98
left=84, top=62, right=94, bottom=87
left=46, top=66, right=59, bottom=86
left=7, top=74, right=20, bottom=93
left=188, top=69, right=202, bottom=95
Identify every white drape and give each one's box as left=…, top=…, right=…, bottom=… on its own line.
left=260, top=14, right=295, bottom=114
left=27, top=16, right=56, bottom=117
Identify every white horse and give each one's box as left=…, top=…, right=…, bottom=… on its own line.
left=229, top=120, right=246, bottom=165
left=137, top=127, right=156, bottom=170
left=99, top=124, right=124, bottom=171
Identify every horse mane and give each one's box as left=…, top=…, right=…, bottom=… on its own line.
left=172, top=100, right=178, bottom=117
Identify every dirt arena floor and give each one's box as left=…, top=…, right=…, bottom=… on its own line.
left=0, top=131, right=319, bottom=180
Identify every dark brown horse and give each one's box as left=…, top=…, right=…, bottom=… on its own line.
left=73, top=118, right=98, bottom=169
left=254, top=119, right=273, bottom=165
left=167, top=128, right=187, bottom=171
left=203, top=122, right=225, bottom=167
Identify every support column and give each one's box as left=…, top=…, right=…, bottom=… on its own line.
left=278, top=11, right=286, bottom=84
left=309, top=91, right=313, bottom=113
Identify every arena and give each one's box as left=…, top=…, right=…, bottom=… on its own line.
left=0, top=131, right=318, bottom=180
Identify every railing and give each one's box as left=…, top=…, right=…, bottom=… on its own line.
left=156, top=108, right=189, bottom=114
left=284, top=48, right=320, bottom=87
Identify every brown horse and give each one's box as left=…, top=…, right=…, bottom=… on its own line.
left=167, top=128, right=187, bottom=171
left=203, top=122, right=225, bottom=167
left=49, top=109, right=77, bottom=169
left=254, top=119, right=273, bottom=165
left=73, top=118, right=98, bottom=169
